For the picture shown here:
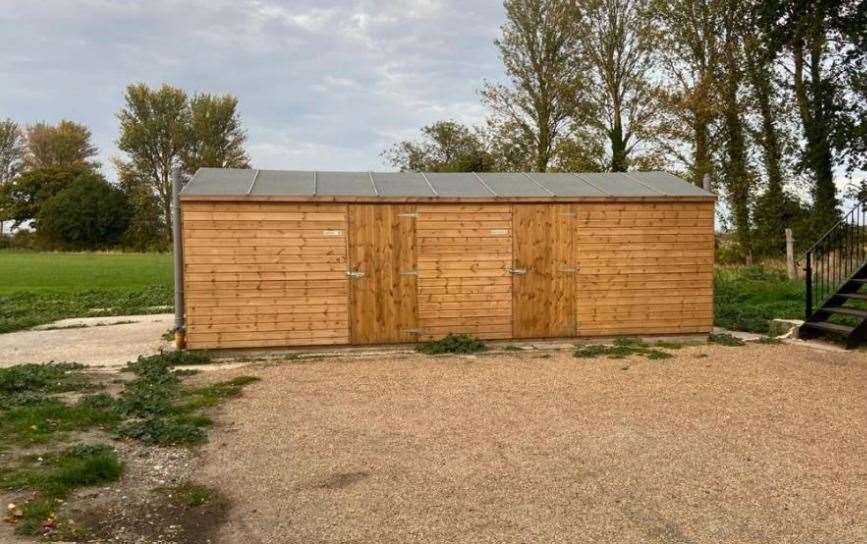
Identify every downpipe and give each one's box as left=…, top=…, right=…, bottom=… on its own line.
left=172, top=168, right=186, bottom=350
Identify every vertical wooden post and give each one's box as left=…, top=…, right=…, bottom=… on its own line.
left=702, top=173, right=712, bottom=193
left=786, top=228, right=796, bottom=280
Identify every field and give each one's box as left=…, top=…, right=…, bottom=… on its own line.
left=0, top=251, right=804, bottom=335
left=0, top=251, right=173, bottom=333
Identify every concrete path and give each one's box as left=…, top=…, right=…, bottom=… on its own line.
left=0, top=314, right=173, bottom=369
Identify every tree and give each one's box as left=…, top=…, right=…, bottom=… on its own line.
left=116, top=83, right=190, bottom=242
left=771, top=0, right=865, bottom=231
left=24, top=120, right=98, bottom=170
left=654, top=0, right=722, bottom=185
left=718, top=0, right=755, bottom=262
left=182, top=93, right=250, bottom=175
left=0, top=167, right=84, bottom=229
left=0, top=119, right=25, bottom=236
left=382, top=121, right=495, bottom=172
left=574, top=0, right=663, bottom=171
left=0, top=119, right=24, bottom=183
left=36, top=172, right=131, bottom=250
left=114, top=158, right=168, bottom=251
left=481, top=0, right=584, bottom=172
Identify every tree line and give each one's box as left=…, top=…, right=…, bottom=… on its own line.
left=383, top=0, right=865, bottom=262
left=0, top=85, right=249, bottom=250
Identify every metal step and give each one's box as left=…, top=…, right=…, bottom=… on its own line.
left=801, top=321, right=854, bottom=335
left=839, top=293, right=867, bottom=300
left=824, top=307, right=867, bottom=318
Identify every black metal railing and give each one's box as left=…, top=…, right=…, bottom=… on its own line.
left=803, top=199, right=867, bottom=318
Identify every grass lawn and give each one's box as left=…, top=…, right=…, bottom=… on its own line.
left=0, top=251, right=173, bottom=333
left=714, top=265, right=804, bottom=333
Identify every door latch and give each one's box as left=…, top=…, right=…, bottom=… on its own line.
left=346, top=271, right=366, bottom=278
left=509, top=267, right=528, bottom=275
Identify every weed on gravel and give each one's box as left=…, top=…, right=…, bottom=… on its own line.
left=0, top=353, right=258, bottom=539
left=1, top=443, right=122, bottom=537
left=708, top=333, right=747, bottom=346
left=417, top=334, right=487, bottom=355
left=574, top=337, right=674, bottom=360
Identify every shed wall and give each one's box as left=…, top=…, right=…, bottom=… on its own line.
left=181, top=200, right=714, bottom=349
left=575, top=202, right=715, bottom=335
left=183, top=202, right=350, bottom=349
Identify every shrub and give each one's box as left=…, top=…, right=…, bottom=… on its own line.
left=35, top=172, right=132, bottom=250
left=416, top=333, right=487, bottom=354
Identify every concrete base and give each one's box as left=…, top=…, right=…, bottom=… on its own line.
left=770, top=319, right=804, bottom=338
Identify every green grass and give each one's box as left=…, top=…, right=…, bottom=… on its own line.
left=714, top=265, right=803, bottom=334
left=116, top=351, right=258, bottom=446
left=0, top=444, right=122, bottom=536
left=0, top=251, right=173, bottom=333
left=416, top=333, right=487, bottom=354
left=574, top=337, right=673, bottom=360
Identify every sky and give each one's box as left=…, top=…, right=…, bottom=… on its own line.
left=0, top=1, right=507, bottom=178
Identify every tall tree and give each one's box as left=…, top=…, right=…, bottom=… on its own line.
left=743, top=0, right=796, bottom=256
left=654, top=0, right=722, bottom=185
left=0, top=119, right=25, bottom=235
left=24, top=120, right=98, bottom=170
left=481, top=0, right=583, bottom=172
left=382, top=121, right=495, bottom=172
left=182, top=93, right=250, bottom=176
left=0, top=119, right=25, bottom=183
left=116, top=84, right=190, bottom=242
left=718, top=0, right=755, bottom=261
left=574, top=0, right=662, bottom=171
left=772, top=0, right=865, bottom=230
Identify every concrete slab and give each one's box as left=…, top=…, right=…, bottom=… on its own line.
left=0, top=314, right=173, bottom=369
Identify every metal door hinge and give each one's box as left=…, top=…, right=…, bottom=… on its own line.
left=346, top=271, right=366, bottom=278
left=401, top=328, right=421, bottom=334
left=400, top=270, right=418, bottom=276
left=398, top=213, right=419, bottom=218
left=560, top=267, right=577, bottom=273
left=509, top=267, right=528, bottom=275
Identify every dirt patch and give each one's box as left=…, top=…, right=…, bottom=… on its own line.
left=195, top=342, right=867, bottom=544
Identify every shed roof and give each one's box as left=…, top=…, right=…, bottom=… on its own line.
left=181, top=168, right=714, bottom=202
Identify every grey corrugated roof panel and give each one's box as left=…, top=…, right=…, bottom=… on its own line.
left=627, top=171, right=709, bottom=196
left=530, top=173, right=607, bottom=196
left=181, top=168, right=714, bottom=199
left=315, top=171, right=377, bottom=196
left=424, top=172, right=493, bottom=197
left=372, top=172, right=435, bottom=197
left=576, top=172, right=661, bottom=196
left=477, top=173, right=550, bottom=196
left=251, top=170, right=314, bottom=196
left=184, top=167, right=254, bottom=195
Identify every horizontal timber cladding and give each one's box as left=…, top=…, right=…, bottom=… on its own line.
left=180, top=199, right=715, bottom=349
left=574, top=202, right=715, bottom=336
left=182, top=202, right=350, bottom=349
left=416, top=205, right=513, bottom=340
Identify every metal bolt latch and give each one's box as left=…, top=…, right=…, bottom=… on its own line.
left=345, top=271, right=366, bottom=278
left=509, top=267, right=528, bottom=275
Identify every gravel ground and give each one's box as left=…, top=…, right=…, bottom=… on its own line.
left=197, top=342, right=867, bottom=544
left=0, top=314, right=173, bottom=369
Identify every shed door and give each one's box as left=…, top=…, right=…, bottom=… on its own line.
left=512, top=204, right=576, bottom=338
left=348, top=204, right=418, bottom=344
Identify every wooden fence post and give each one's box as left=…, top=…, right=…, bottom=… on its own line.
left=786, top=228, right=796, bottom=280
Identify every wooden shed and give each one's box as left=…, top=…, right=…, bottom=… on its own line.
left=178, top=169, right=716, bottom=349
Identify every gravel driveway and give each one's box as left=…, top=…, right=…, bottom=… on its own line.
left=197, top=342, right=867, bottom=544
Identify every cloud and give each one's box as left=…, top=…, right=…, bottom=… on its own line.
left=0, top=0, right=506, bottom=176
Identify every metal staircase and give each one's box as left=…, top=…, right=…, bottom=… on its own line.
left=799, top=198, right=867, bottom=348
